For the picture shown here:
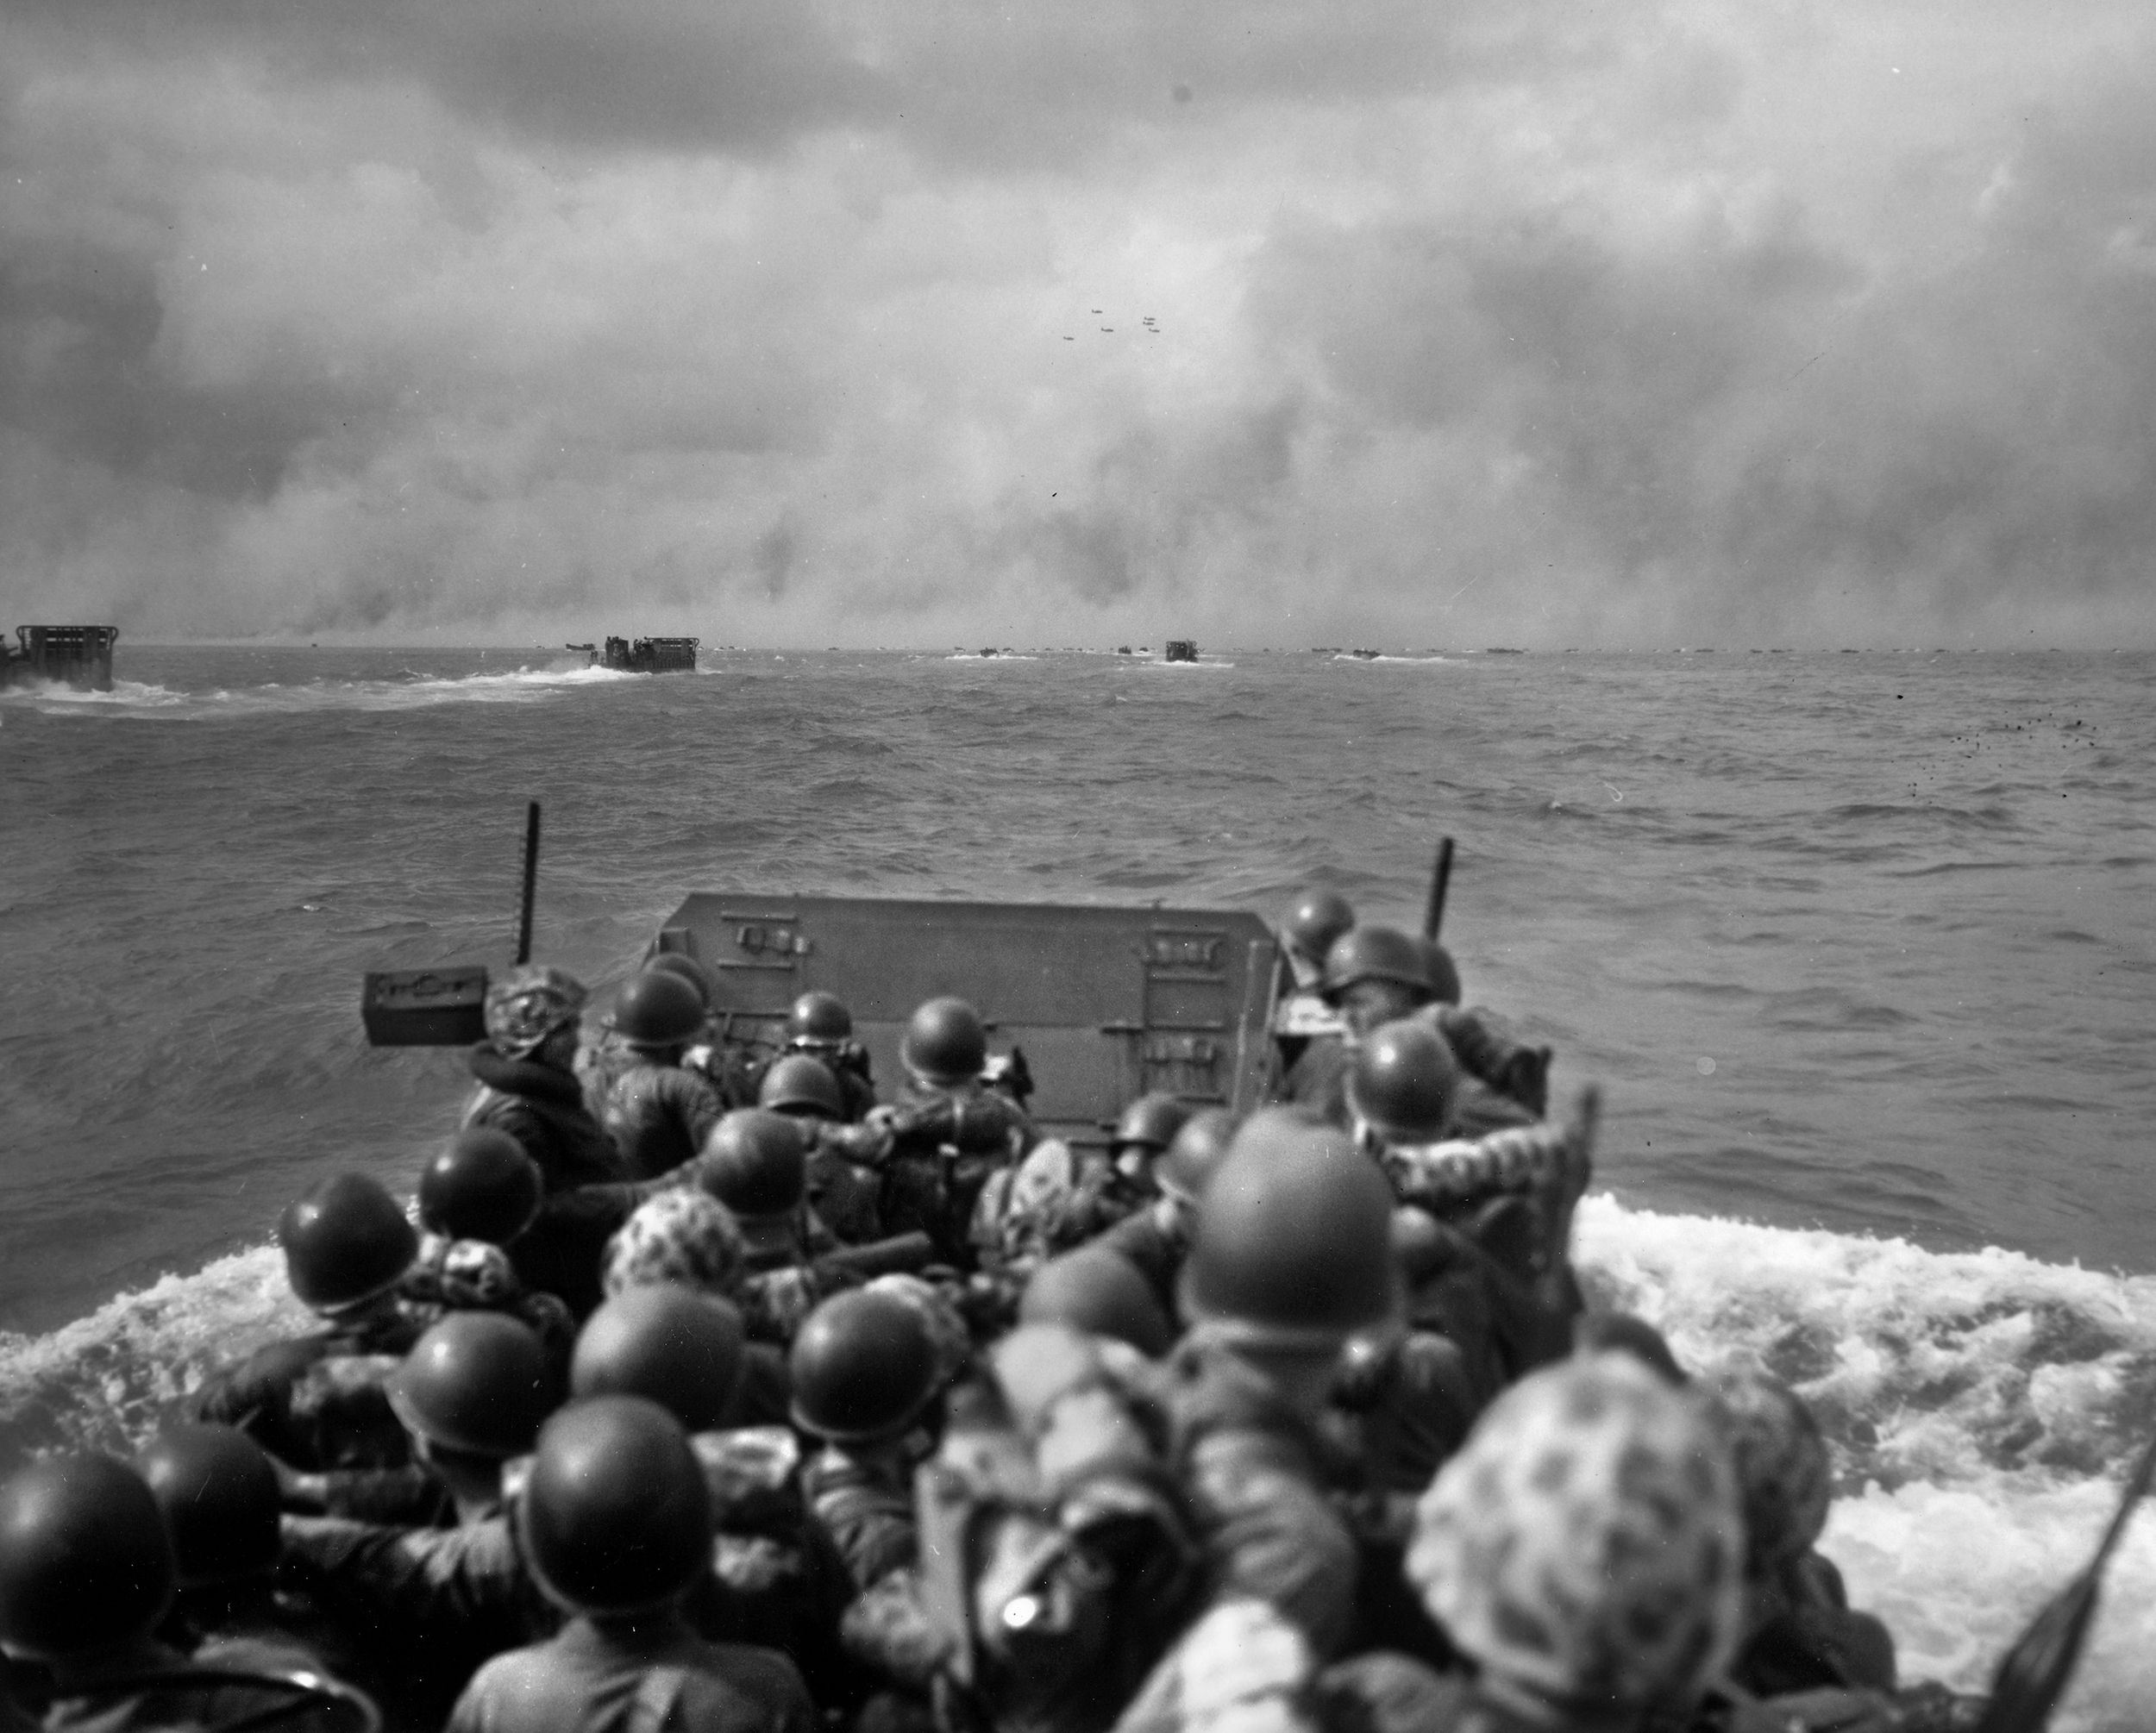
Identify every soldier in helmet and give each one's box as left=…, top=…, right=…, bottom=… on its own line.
left=969, top=1104, right=1158, bottom=1290
left=401, top=1129, right=577, bottom=1367
left=1093, top=1106, right=1237, bottom=1322
left=1285, top=925, right=1543, bottom=1140
left=760, top=1054, right=885, bottom=1244
left=589, top=968, right=730, bottom=1181
left=465, top=965, right=625, bottom=1193
left=781, top=989, right=878, bottom=1121
left=567, top=1288, right=857, bottom=1695
left=191, top=1173, right=424, bottom=1475
left=869, top=997, right=1036, bottom=1269
left=136, top=1424, right=358, bottom=1687
left=0, top=1454, right=371, bottom=1733
left=1384, top=1353, right=1750, bottom=1732
left=1704, top=1368, right=1899, bottom=1700
left=448, top=1396, right=813, bottom=1733
left=1150, top=1110, right=1398, bottom=1660
left=985, top=1091, right=1195, bottom=1262
left=791, top=1288, right=949, bottom=1595
left=1271, top=888, right=1355, bottom=1069
left=690, top=1109, right=844, bottom=1344
left=277, top=1313, right=562, bottom=1725
left=596, top=1188, right=798, bottom=1431
left=1374, top=1054, right=1601, bottom=1389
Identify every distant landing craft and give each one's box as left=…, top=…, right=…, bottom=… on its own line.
left=0, top=626, right=118, bottom=691
left=567, top=636, right=699, bottom=673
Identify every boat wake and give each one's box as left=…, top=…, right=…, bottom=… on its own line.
left=1576, top=1196, right=2156, bottom=1728
left=0, top=1197, right=2149, bottom=1727
left=0, top=663, right=638, bottom=719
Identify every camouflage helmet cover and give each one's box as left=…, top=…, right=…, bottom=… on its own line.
left=1407, top=1354, right=1745, bottom=1711
left=1699, top=1367, right=1833, bottom=1575
left=485, top=965, right=586, bottom=1059
left=601, top=1189, right=748, bottom=1302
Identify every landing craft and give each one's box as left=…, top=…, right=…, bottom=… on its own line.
left=0, top=625, right=118, bottom=691
left=567, top=636, right=699, bottom=673
left=367, top=887, right=1289, bottom=1149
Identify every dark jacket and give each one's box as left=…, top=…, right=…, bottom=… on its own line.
left=1095, top=1207, right=1188, bottom=1321
left=279, top=1510, right=555, bottom=1728
left=801, top=1447, right=918, bottom=1594
left=1150, top=1342, right=1361, bottom=1661
left=465, top=1048, right=627, bottom=1193
left=190, top=1311, right=423, bottom=1472
left=448, top=1615, right=812, bottom=1733
left=599, top=1060, right=728, bottom=1182
left=43, top=1640, right=359, bottom=1733
left=509, top=1181, right=660, bottom=1323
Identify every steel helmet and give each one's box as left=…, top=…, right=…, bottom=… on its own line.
left=1282, top=888, right=1356, bottom=964
left=695, top=1110, right=809, bottom=1218
left=1179, top=1110, right=1401, bottom=1348
left=1700, top=1367, right=1832, bottom=1576
left=1320, top=925, right=1434, bottom=1002
left=787, top=990, right=854, bottom=1046
left=418, top=1129, right=543, bottom=1245
left=1346, top=1019, right=1459, bottom=1147
left=644, top=951, right=714, bottom=1010
left=1155, top=1108, right=1238, bottom=1204
left=279, top=1173, right=418, bottom=1313
left=570, top=1286, right=746, bottom=1435
left=1416, top=938, right=1463, bottom=1007
left=0, top=1455, right=173, bottom=1660
left=1110, top=1092, right=1193, bottom=1161
left=484, top=964, right=586, bottom=1060
left=601, top=1189, right=747, bottom=1301
left=387, top=1311, right=557, bottom=1459
left=1019, top=1248, right=1175, bottom=1358
left=612, top=969, right=707, bottom=1050
left=1407, top=1355, right=1744, bottom=1711
left=758, top=1054, right=846, bottom=1121
left=520, top=1396, right=711, bottom=1615
left=900, top=996, right=987, bottom=1086
left=788, top=1288, right=940, bottom=1444
left=137, top=1424, right=280, bottom=1586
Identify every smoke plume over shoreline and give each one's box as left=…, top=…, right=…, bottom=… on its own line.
left=4, top=3, right=2154, bottom=646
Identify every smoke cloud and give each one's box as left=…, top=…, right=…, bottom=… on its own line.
left=3, top=1, right=2153, bottom=646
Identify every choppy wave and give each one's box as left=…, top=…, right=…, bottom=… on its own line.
left=0, top=663, right=636, bottom=718
left=1, top=1198, right=2149, bottom=1725
left=1577, top=1196, right=2156, bottom=1728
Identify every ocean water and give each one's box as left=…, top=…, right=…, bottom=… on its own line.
left=3, top=645, right=2153, bottom=1725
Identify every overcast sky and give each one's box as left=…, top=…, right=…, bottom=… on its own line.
left=3, top=2, right=2153, bottom=647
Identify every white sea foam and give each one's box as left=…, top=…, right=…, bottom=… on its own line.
left=3, top=1198, right=2152, bottom=1726
left=0, top=677, right=190, bottom=709
left=0, top=1244, right=299, bottom=1455
left=0, top=663, right=638, bottom=719
left=1576, top=1195, right=2156, bottom=1730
